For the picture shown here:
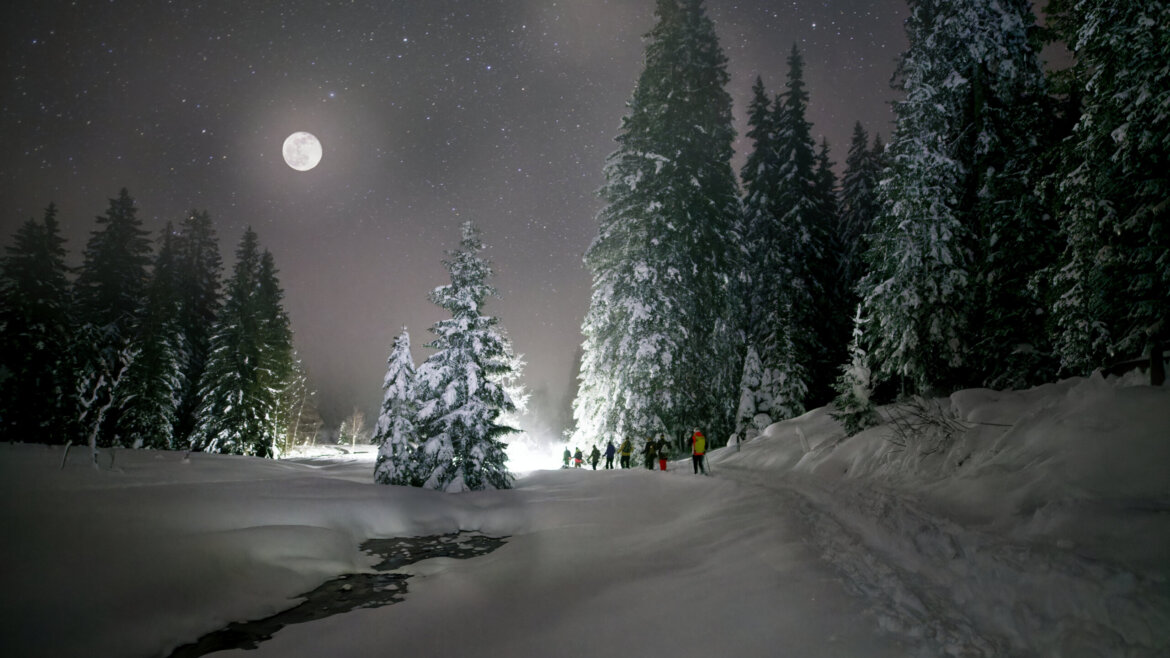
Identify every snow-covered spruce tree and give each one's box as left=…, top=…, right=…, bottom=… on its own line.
left=171, top=209, right=222, bottom=445
left=73, top=188, right=152, bottom=446
left=110, top=225, right=185, bottom=449
left=256, top=249, right=296, bottom=449
left=738, top=76, right=807, bottom=429
left=373, top=328, right=421, bottom=486
left=0, top=204, right=74, bottom=443
left=413, top=222, right=518, bottom=491
left=812, top=137, right=852, bottom=401
left=832, top=306, right=880, bottom=436
left=771, top=45, right=839, bottom=407
left=192, top=228, right=293, bottom=457
left=574, top=0, right=743, bottom=447
left=855, top=0, right=1052, bottom=395
left=837, top=123, right=881, bottom=309
left=1048, top=0, right=1170, bottom=375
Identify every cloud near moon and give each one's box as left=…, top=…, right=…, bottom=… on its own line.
left=282, top=131, right=323, bottom=171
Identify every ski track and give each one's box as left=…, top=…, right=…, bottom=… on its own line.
left=713, top=459, right=1169, bottom=658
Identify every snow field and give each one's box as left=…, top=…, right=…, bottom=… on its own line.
left=1, top=374, right=1166, bottom=657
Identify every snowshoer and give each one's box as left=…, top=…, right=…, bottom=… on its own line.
left=656, top=434, right=669, bottom=471
left=604, top=440, right=616, bottom=469
left=573, top=447, right=584, bottom=468
left=589, top=445, right=601, bottom=470
left=619, top=438, right=633, bottom=469
left=642, top=439, right=656, bottom=469
left=690, top=428, right=707, bottom=475
left=562, top=447, right=571, bottom=469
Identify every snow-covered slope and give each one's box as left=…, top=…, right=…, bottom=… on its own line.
left=0, top=374, right=1166, bottom=657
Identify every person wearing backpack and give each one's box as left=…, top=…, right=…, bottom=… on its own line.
left=604, top=440, right=617, bottom=469
left=641, top=438, right=656, bottom=470
left=690, top=428, right=707, bottom=475
left=573, top=447, right=584, bottom=468
left=589, top=445, right=601, bottom=470
left=618, top=437, right=633, bottom=469
left=655, top=434, right=670, bottom=471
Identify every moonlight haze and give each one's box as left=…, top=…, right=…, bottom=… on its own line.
left=1, top=1, right=915, bottom=433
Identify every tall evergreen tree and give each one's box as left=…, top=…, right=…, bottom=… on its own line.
left=739, top=75, right=807, bottom=427
left=854, top=0, right=1052, bottom=395
left=574, top=0, right=743, bottom=447
left=73, top=188, right=152, bottom=445
left=771, top=45, right=838, bottom=406
left=110, top=225, right=185, bottom=448
left=171, top=210, right=222, bottom=444
left=811, top=137, right=851, bottom=402
left=413, top=222, right=518, bottom=491
left=256, top=249, right=295, bottom=447
left=838, top=123, right=881, bottom=303
left=192, top=228, right=291, bottom=457
left=0, top=204, right=73, bottom=443
left=374, top=328, right=421, bottom=486
left=1048, top=0, right=1170, bottom=375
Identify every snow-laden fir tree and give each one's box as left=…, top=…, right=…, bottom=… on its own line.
left=832, top=306, right=880, bottom=436
left=1048, top=0, right=1170, bottom=375
left=812, top=136, right=851, bottom=402
left=837, top=123, right=881, bottom=309
left=574, top=0, right=743, bottom=447
left=771, top=46, right=839, bottom=407
left=73, top=188, right=152, bottom=446
left=110, top=224, right=184, bottom=449
left=738, top=76, right=807, bottom=431
left=853, top=0, right=1052, bottom=395
left=413, top=222, right=518, bottom=491
left=171, top=210, right=222, bottom=445
left=373, top=328, right=421, bottom=487
left=256, top=249, right=296, bottom=446
left=0, top=204, right=73, bottom=443
left=191, top=228, right=293, bottom=457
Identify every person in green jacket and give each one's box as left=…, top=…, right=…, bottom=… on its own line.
left=589, top=445, right=601, bottom=470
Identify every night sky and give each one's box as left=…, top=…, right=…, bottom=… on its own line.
left=2, top=0, right=910, bottom=436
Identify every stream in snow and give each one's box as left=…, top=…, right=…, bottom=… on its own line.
left=168, top=532, right=508, bottom=657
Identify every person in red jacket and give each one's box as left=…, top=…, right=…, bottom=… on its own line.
left=690, top=428, right=707, bottom=475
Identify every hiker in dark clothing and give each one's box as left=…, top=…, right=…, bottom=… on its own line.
left=573, top=447, right=584, bottom=468
left=589, top=445, right=601, bottom=470
left=642, top=439, right=656, bottom=470
left=655, top=434, right=670, bottom=471
left=604, top=440, right=616, bottom=469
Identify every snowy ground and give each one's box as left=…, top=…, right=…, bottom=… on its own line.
left=1, top=373, right=1167, bottom=657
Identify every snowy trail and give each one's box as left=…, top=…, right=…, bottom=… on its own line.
left=710, top=451, right=1169, bottom=657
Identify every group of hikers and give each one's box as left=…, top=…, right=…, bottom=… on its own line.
left=562, top=429, right=708, bottom=475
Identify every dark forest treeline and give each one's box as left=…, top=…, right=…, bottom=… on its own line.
left=0, top=189, right=322, bottom=457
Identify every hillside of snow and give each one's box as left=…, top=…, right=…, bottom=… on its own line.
left=1, top=374, right=1167, bottom=657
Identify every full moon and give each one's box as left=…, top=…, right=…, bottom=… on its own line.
left=282, top=131, right=322, bottom=171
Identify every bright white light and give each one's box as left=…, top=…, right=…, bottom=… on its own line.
left=282, top=131, right=323, bottom=171
left=505, top=437, right=564, bottom=474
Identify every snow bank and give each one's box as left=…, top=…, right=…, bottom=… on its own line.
left=716, top=374, right=1170, bottom=656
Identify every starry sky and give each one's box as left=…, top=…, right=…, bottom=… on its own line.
left=2, top=0, right=910, bottom=437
